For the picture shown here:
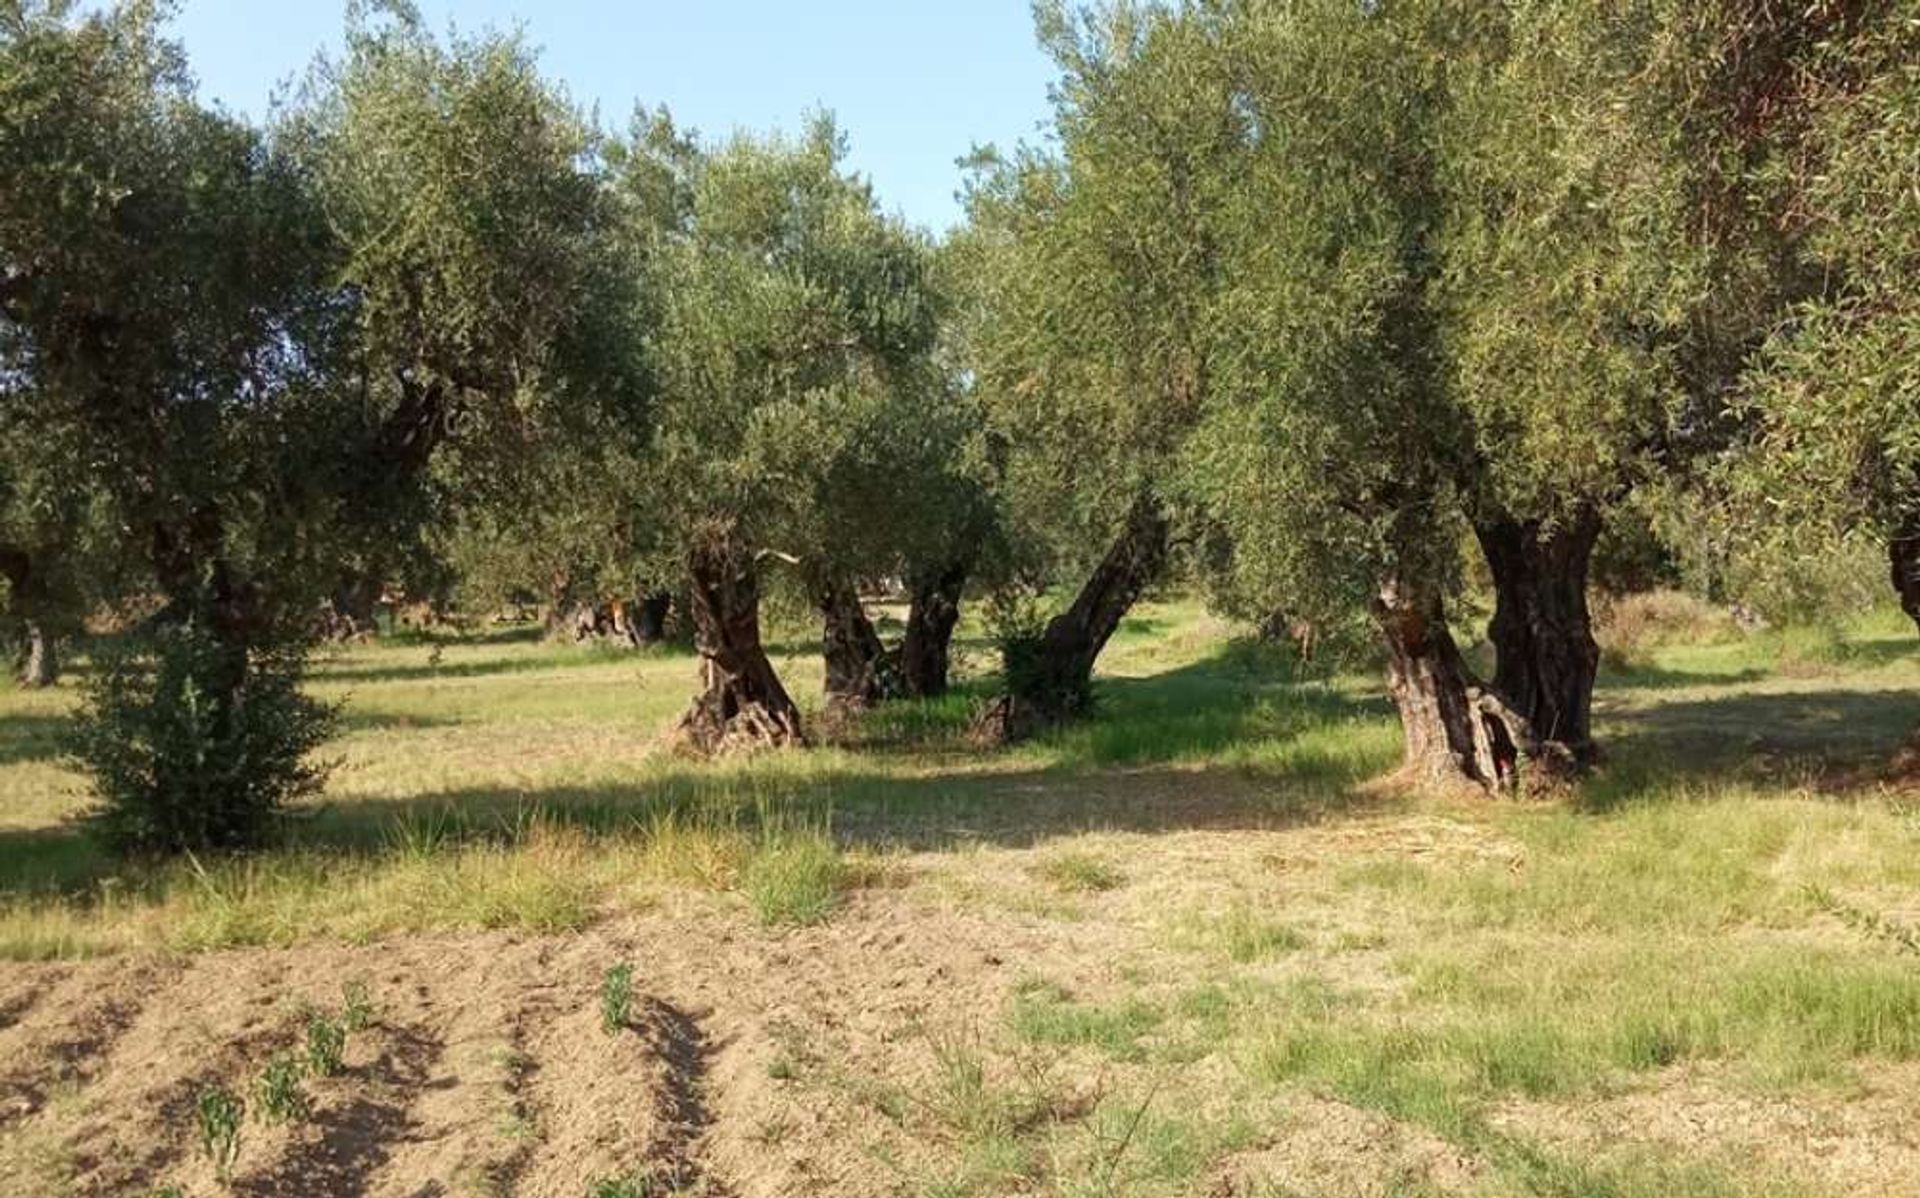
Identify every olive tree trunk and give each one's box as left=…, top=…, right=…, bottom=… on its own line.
left=17, top=621, right=56, bottom=689
left=1891, top=514, right=1920, bottom=635
left=901, top=561, right=968, bottom=699
left=1, top=545, right=62, bottom=688
left=976, top=495, right=1169, bottom=742
left=818, top=580, right=896, bottom=717
left=1474, top=508, right=1602, bottom=771
left=673, top=543, right=803, bottom=753
left=1373, top=578, right=1527, bottom=791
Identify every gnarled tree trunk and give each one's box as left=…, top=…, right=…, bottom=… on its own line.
left=1891, top=513, right=1920, bottom=635
left=1373, top=578, right=1524, bottom=791
left=17, top=620, right=56, bottom=689
left=976, top=495, right=1169, bottom=743
left=673, top=542, right=803, bottom=753
left=901, top=561, right=968, bottom=699
left=819, top=580, right=895, bottom=717
left=1475, top=508, right=1602, bottom=771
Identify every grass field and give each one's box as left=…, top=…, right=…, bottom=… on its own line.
left=0, top=600, right=1917, bottom=1196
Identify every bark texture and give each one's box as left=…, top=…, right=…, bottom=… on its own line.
left=975, top=496, right=1170, bottom=743
left=901, top=561, right=968, bottom=699
left=17, top=621, right=56, bottom=689
left=818, top=580, right=897, bottom=717
left=1891, top=513, right=1920, bottom=635
left=1475, top=508, right=1603, bottom=770
left=673, top=543, right=803, bottom=753
left=1373, top=578, right=1525, bottom=790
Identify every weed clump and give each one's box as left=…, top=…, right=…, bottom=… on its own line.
left=602, top=962, right=635, bottom=1033
left=195, top=1084, right=244, bottom=1180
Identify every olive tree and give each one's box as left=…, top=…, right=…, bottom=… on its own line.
left=632, top=116, right=944, bottom=750
left=282, top=0, right=645, bottom=634
left=0, top=0, right=346, bottom=849
left=1720, top=4, right=1920, bottom=628
left=958, top=2, right=1241, bottom=740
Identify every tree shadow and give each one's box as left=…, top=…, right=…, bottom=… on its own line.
left=0, top=713, right=68, bottom=767
left=1590, top=684, right=1920, bottom=807
left=1597, top=663, right=1772, bottom=692
left=313, top=645, right=695, bottom=686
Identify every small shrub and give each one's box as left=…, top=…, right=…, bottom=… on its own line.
left=305, top=1012, right=347, bottom=1077
left=342, top=981, right=376, bottom=1032
left=602, top=962, right=635, bottom=1034
left=69, top=621, right=336, bottom=855
left=254, top=1052, right=310, bottom=1123
left=195, top=1084, right=244, bottom=1180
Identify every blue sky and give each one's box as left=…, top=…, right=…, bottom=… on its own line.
left=166, top=1, right=1060, bottom=234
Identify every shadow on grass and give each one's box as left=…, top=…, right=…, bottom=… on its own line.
left=313, top=643, right=696, bottom=686
left=1597, top=663, right=1772, bottom=692
left=1590, top=685, right=1920, bottom=809
left=0, top=648, right=1402, bottom=903
left=0, top=713, right=68, bottom=767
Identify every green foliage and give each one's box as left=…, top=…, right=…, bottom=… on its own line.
left=70, top=624, right=335, bottom=856
left=342, top=980, right=376, bottom=1032
left=632, top=115, right=955, bottom=584
left=1722, top=8, right=1920, bottom=585
left=601, top=962, right=635, bottom=1034
left=304, top=1011, right=347, bottom=1077
left=254, top=1052, right=310, bottom=1124
left=586, top=1175, right=649, bottom=1198
left=194, top=1084, right=244, bottom=1180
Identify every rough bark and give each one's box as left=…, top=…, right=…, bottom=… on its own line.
left=901, top=561, right=968, bottom=699
left=1373, top=578, right=1526, bottom=791
left=975, top=495, right=1170, bottom=743
left=818, top=580, right=896, bottom=717
left=1475, top=508, right=1603, bottom=770
left=17, top=621, right=56, bottom=689
left=1891, top=513, right=1920, bottom=635
left=672, top=543, right=803, bottom=754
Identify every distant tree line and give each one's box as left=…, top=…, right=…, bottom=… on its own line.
left=1, top=0, right=1913, bottom=851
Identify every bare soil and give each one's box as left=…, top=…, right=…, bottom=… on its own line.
left=1, top=826, right=1915, bottom=1197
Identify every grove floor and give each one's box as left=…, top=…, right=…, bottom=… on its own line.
left=1, top=602, right=1917, bottom=1197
